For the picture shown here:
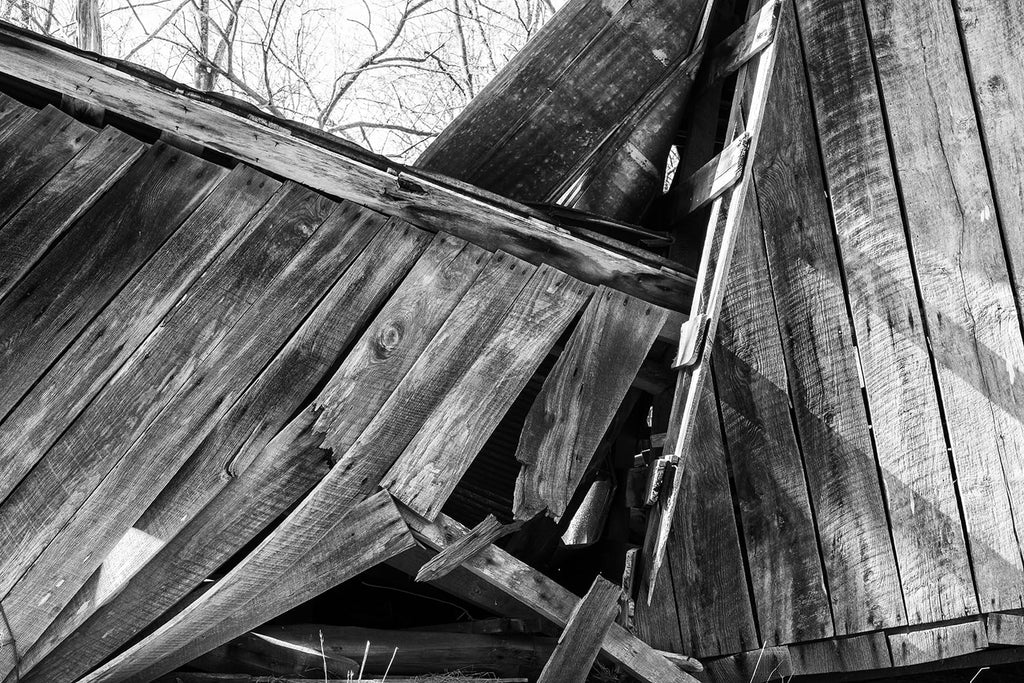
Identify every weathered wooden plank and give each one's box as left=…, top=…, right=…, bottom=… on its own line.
left=712, top=190, right=833, bottom=642
left=0, top=125, right=145, bottom=302
left=0, top=198, right=386, bottom=674
left=17, top=220, right=428, bottom=676
left=0, top=24, right=696, bottom=311
left=986, top=612, right=1024, bottom=646
left=536, top=576, right=621, bottom=683
left=416, top=515, right=523, bottom=582
left=0, top=93, right=31, bottom=134
left=866, top=0, right=1024, bottom=616
left=513, top=287, right=668, bottom=521
left=663, top=382, right=758, bottom=657
left=194, top=625, right=555, bottom=679
left=382, top=264, right=592, bottom=520
left=416, top=0, right=708, bottom=201
left=794, top=0, right=960, bottom=631
left=312, top=234, right=490, bottom=455
left=154, top=675, right=528, bottom=683
left=401, top=508, right=699, bottom=683
left=788, top=632, right=891, bottom=675
left=701, top=0, right=781, bottom=88
left=0, top=104, right=94, bottom=227
left=79, top=492, right=416, bottom=683
left=20, top=409, right=332, bottom=683
left=0, top=165, right=277, bottom=506
left=701, top=646, right=792, bottom=683
left=0, top=142, right=224, bottom=426
left=668, top=133, right=750, bottom=219
left=888, top=620, right=988, bottom=668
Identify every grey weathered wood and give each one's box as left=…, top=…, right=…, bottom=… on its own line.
left=400, top=508, right=699, bottom=683
left=787, top=632, right=892, bottom=675
left=20, top=409, right=332, bottom=683
left=154, top=675, right=528, bottom=683
left=0, top=125, right=145, bottom=302
left=0, top=164, right=275, bottom=507
left=0, top=196, right=385, bottom=674
left=0, top=24, right=696, bottom=311
left=382, top=263, right=592, bottom=520
left=888, top=620, right=988, bottom=668
left=416, top=515, right=523, bottom=582
left=0, top=93, right=31, bottom=134
left=0, top=142, right=224, bottom=427
left=79, top=492, right=416, bottom=683
left=0, top=105, right=95, bottom=227
left=864, top=0, right=1024, bottom=616
left=986, top=612, right=1024, bottom=645
left=668, top=131, right=749, bottom=219
left=513, top=287, right=668, bottom=521
left=536, top=576, right=621, bottom=683
left=701, top=0, right=780, bottom=88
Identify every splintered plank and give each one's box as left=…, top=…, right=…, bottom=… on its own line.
left=402, top=509, right=698, bottom=683
left=712, top=191, right=833, bottom=643
left=0, top=105, right=95, bottom=227
left=0, top=126, right=145, bottom=301
left=513, top=287, right=668, bottom=522
left=16, top=220, right=428, bottom=676
left=536, top=576, right=621, bottom=683
left=79, top=491, right=416, bottom=683
left=0, top=165, right=278, bottom=506
left=888, top=620, right=988, bottom=668
left=664, top=383, right=758, bottom=657
left=20, top=411, right=333, bottom=683
left=0, top=93, right=31, bottom=134
left=867, top=0, right=1024, bottom=615
left=0, top=197, right=385, bottom=673
left=383, top=264, right=592, bottom=520
left=415, top=515, right=523, bottom=582
left=416, top=0, right=707, bottom=201
left=0, top=142, right=225, bottom=424
left=794, top=0, right=952, bottom=631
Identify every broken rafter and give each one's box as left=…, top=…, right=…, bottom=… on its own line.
left=415, top=514, right=523, bottom=583
left=536, top=576, right=621, bottom=683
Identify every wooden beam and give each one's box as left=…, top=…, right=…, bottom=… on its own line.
left=397, top=505, right=700, bottom=683
left=415, top=515, right=523, bottom=582
left=536, top=577, right=621, bottom=683
left=888, top=620, right=988, bottom=668
left=665, top=132, right=749, bottom=219
left=701, top=0, right=781, bottom=88
left=0, top=22, right=696, bottom=311
left=987, top=612, right=1024, bottom=646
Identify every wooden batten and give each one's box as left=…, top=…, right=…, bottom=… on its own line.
left=415, top=515, right=523, bottom=582
left=536, top=576, right=621, bottom=683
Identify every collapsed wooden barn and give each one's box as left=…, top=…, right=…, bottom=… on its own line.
left=2, top=0, right=1024, bottom=680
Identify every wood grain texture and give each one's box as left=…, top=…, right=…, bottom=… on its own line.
left=665, top=382, right=758, bottom=657
left=0, top=93, right=31, bottom=134
left=416, top=0, right=707, bottom=201
left=0, top=142, right=224, bottom=426
left=0, top=126, right=145, bottom=302
left=536, top=576, right=621, bottom=683
left=79, top=491, right=415, bottom=683
left=0, top=164, right=277, bottom=506
left=0, top=25, right=696, bottom=311
left=794, top=0, right=948, bottom=631
left=513, top=286, right=668, bottom=521
left=19, top=409, right=333, bottom=683
left=713, top=189, right=833, bottom=643
left=888, top=620, right=988, bottom=667
left=787, top=632, right=891, bottom=675
left=669, top=133, right=749, bottom=219
left=382, top=263, right=591, bottom=520
left=416, top=515, right=523, bottom=582
left=0, top=104, right=94, bottom=227
left=16, top=219, right=425, bottom=677
left=986, top=612, right=1024, bottom=646
left=401, top=509, right=699, bottom=683
left=0, top=197, right=385, bottom=674
left=0, top=182, right=329, bottom=630
left=702, top=0, right=780, bottom=87
left=865, top=0, right=1024, bottom=617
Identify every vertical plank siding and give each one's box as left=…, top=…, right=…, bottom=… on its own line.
left=863, top=0, right=1024, bottom=615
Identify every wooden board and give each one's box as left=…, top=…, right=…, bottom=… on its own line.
left=0, top=93, right=31, bottom=134
left=794, top=0, right=946, bottom=632
left=0, top=142, right=224, bottom=427
left=416, top=515, right=523, bottom=582
left=863, top=0, right=1024, bottom=617
left=19, top=409, right=333, bottom=683
left=0, top=165, right=277, bottom=506
left=788, top=632, right=891, bottom=675
left=664, top=381, right=758, bottom=657
left=536, top=576, right=621, bottom=683
left=888, top=620, right=988, bottom=668
left=78, top=492, right=416, bottom=683
left=0, top=125, right=144, bottom=302
left=712, top=190, right=833, bottom=643
left=384, top=264, right=592, bottom=520
left=0, top=197, right=386, bottom=671
left=0, top=24, right=695, bottom=311
left=0, top=105, right=94, bottom=227
left=513, top=287, right=668, bottom=521
left=986, top=612, right=1024, bottom=646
